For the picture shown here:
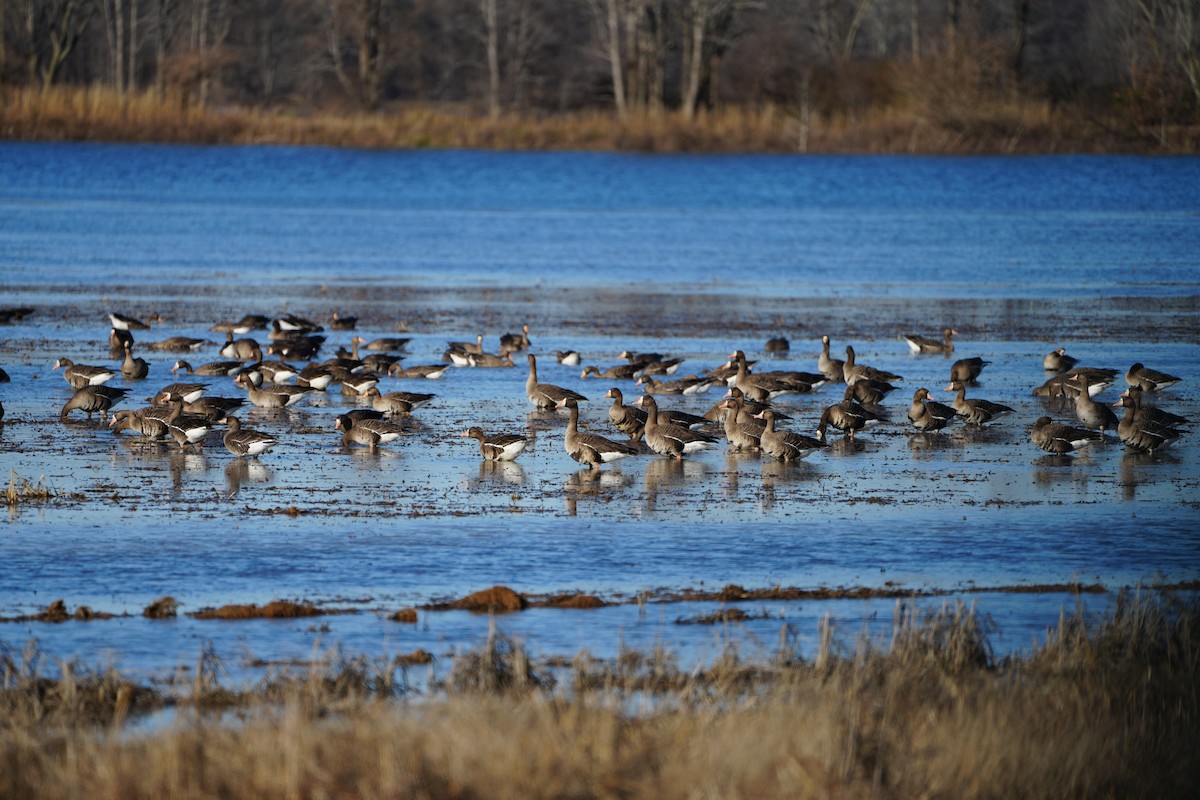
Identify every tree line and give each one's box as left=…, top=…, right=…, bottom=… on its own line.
left=4, top=0, right=1198, bottom=131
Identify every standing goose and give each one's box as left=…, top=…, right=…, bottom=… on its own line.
left=173, top=359, right=243, bottom=377
left=148, top=336, right=206, bottom=352
left=719, top=395, right=765, bottom=452
left=908, top=388, right=957, bottom=433
left=765, top=337, right=790, bottom=353
left=817, top=398, right=882, bottom=441
left=211, top=314, right=268, bottom=334
left=526, top=354, right=587, bottom=409
left=365, top=387, right=435, bottom=415
left=1043, top=348, right=1079, bottom=372
left=948, top=357, right=990, bottom=385
left=731, top=351, right=792, bottom=403
left=843, top=378, right=895, bottom=407
left=1125, top=363, right=1181, bottom=393
left=705, top=386, right=787, bottom=426
left=109, top=312, right=151, bottom=331
left=1069, top=373, right=1119, bottom=433
left=461, top=427, right=529, bottom=462
left=221, top=416, right=278, bottom=457
left=903, top=328, right=956, bottom=354
left=636, top=374, right=714, bottom=395
left=53, top=358, right=116, bottom=389
left=603, top=387, right=646, bottom=440
left=220, top=333, right=262, bottom=361
left=61, top=385, right=129, bottom=422
left=121, top=342, right=150, bottom=380
left=165, top=399, right=214, bottom=450
left=335, top=414, right=407, bottom=449
left=843, top=346, right=903, bottom=385
left=358, top=336, right=411, bottom=352
left=184, top=395, right=246, bottom=422
left=946, top=381, right=1014, bottom=426
left=297, top=364, right=336, bottom=390
left=151, top=383, right=207, bottom=405
left=818, top=336, right=846, bottom=383
left=445, top=335, right=485, bottom=359
left=1031, top=416, right=1105, bottom=454
left=109, top=328, right=134, bottom=352
left=634, top=395, right=717, bottom=460
left=1113, top=394, right=1184, bottom=452
left=1116, top=387, right=1190, bottom=429
left=340, top=373, right=381, bottom=397
left=234, top=373, right=309, bottom=408
left=1032, top=367, right=1119, bottom=399
left=563, top=398, right=638, bottom=469
left=755, top=408, right=826, bottom=461
left=390, top=363, right=449, bottom=380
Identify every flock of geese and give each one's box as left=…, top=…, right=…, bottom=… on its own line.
left=2, top=314, right=1190, bottom=471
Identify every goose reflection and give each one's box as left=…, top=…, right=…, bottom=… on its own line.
left=168, top=450, right=209, bottom=495
left=1031, top=453, right=1091, bottom=491
left=644, top=457, right=707, bottom=511
left=907, top=432, right=956, bottom=459
left=225, top=458, right=273, bottom=500
left=345, top=447, right=401, bottom=471
left=563, top=467, right=632, bottom=515
left=467, top=459, right=527, bottom=489
left=1118, top=448, right=1180, bottom=501
left=826, top=437, right=869, bottom=457
left=759, top=458, right=815, bottom=510
left=722, top=450, right=760, bottom=498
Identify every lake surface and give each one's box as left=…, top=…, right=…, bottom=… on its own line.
left=1, top=143, right=1198, bottom=687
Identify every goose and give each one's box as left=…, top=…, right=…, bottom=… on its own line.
left=467, top=351, right=516, bottom=368
left=53, top=358, right=116, bottom=389
left=1069, top=373, right=1119, bottom=432
left=633, top=395, right=717, bottom=460
left=730, top=350, right=793, bottom=402
left=271, top=314, right=323, bottom=334
left=818, top=335, right=845, bottom=383
left=948, top=357, right=990, bottom=385
left=817, top=397, right=882, bottom=441
left=234, top=373, right=309, bottom=408
left=636, top=374, right=714, bottom=395
left=0, top=367, right=8, bottom=382
left=109, top=328, right=134, bottom=352
left=718, top=396, right=765, bottom=452
left=603, top=387, right=646, bottom=440
left=446, top=335, right=485, bottom=357
left=461, top=427, right=528, bottom=462
left=150, top=383, right=207, bottom=405
left=765, top=337, right=790, bottom=352
left=339, top=373, right=381, bottom=397
left=563, top=398, right=638, bottom=469
left=296, top=364, right=336, bottom=390
left=359, top=336, right=411, bottom=352
left=221, top=416, right=278, bottom=457
left=335, top=415, right=407, bottom=449
left=1032, top=367, right=1118, bottom=399
left=843, top=378, right=895, bottom=406
left=220, top=333, right=262, bottom=361
left=172, top=359, right=243, bottom=377
left=704, top=387, right=789, bottom=426
left=1116, top=387, right=1190, bottom=429
left=500, top=323, right=531, bottom=352
left=620, top=351, right=668, bottom=369
left=1113, top=394, right=1184, bottom=452
left=1126, top=363, right=1181, bottom=392
left=147, top=336, right=206, bottom=352
left=526, top=354, right=587, bottom=409
left=581, top=363, right=640, bottom=381
left=555, top=350, right=582, bottom=366
left=903, top=328, right=956, bottom=354
left=745, top=365, right=826, bottom=392
left=183, top=396, right=245, bottom=422
left=843, top=346, right=903, bottom=385
left=755, top=408, right=826, bottom=461
left=109, top=408, right=170, bottom=439
left=1031, top=416, right=1105, bottom=454
left=165, top=399, right=214, bottom=450
left=121, top=342, right=149, bottom=380
left=61, top=385, right=129, bottom=422
left=330, top=312, right=358, bottom=330
left=1043, top=348, right=1079, bottom=372
left=109, top=312, right=151, bottom=331
left=946, top=382, right=1014, bottom=426
left=267, top=336, right=324, bottom=360
left=390, top=363, right=449, bottom=380
left=907, top=388, right=957, bottom=433
left=211, top=314, right=268, bottom=334
left=635, top=358, right=686, bottom=377
left=365, top=387, right=435, bottom=415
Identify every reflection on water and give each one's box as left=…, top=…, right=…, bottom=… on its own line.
left=168, top=450, right=210, bottom=495
left=760, top=459, right=817, bottom=510
left=908, top=432, right=958, bottom=459
left=345, top=448, right=402, bottom=471
left=465, top=460, right=527, bottom=489
left=1118, top=448, right=1181, bottom=501
left=644, top=457, right=708, bottom=512
left=563, top=467, right=633, bottom=515
left=225, top=458, right=274, bottom=500
left=827, top=438, right=870, bottom=457
left=1031, top=453, right=1092, bottom=496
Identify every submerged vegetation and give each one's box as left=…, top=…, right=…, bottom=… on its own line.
left=1, top=591, right=1196, bottom=798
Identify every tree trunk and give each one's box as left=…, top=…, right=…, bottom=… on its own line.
left=116, top=0, right=125, bottom=94
left=681, top=1, right=706, bottom=120
left=910, top=0, right=920, bottom=62
left=482, top=0, right=500, bottom=117
left=358, top=0, right=382, bottom=111
left=129, top=0, right=138, bottom=92
left=155, top=0, right=167, bottom=99
left=606, top=0, right=627, bottom=117
left=198, top=0, right=209, bottom=105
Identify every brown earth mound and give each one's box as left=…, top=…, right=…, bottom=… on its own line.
left=143, top=596, right=180, bottom=618
left=536, top=594, right=607, bottom=609
left=397, top=649, right=434, bottom=665
left=190, top=600, right=325, bottom=620
left=390, top=608, right=418, bottom=623
left=425, top=585, right=528, bottom=613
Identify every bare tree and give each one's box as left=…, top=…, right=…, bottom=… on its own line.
left=325, top=0, right=387, bottom=110
left=22, top=0, right=98, bottom=87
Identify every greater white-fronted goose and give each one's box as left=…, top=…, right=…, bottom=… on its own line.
left=1032, top=367, right=1118, bottom=399
left=1113, top=394, right=1184, bottom=452
left=1031, top=416, right=1104, bottom=454
left=340, top=373, right=381, bottom=397
left=151, top=383, right=207, bottom=405
left=121, top=342, right=149, bottom=380
left=267, top=335, right=324, bottom=360
left=297, top=364, right=336, bottom=390
left=555, top=350, right=582, bottom=366
left=907, top=387, right=956, bottom=433
left=173, top=359, right=243, bottom=377
left=636, top=374, right=714, bottom=395
left=1043, top=348, right=1079, bottom=372
left=526, top=354, right=587, bottom=409
left=365, top=387, right=435, bottom=415
left=220, top=333, right=262, bottom=361
left=271, top=314, right=323, bottom=334
left=1068, top=373, right=1118, bottom=432
left=446, top=335, right=485, bottom=358
left=467, top=351, right=516, bottom=368
left=765, top=337, right=790, bottom=352
left=500, top=323, right=531, bottom=352
left=109, top=312, right=151, bottom=331
left=619, top=351, right=666, bottom=368
left=335, top=414, right=406, bottom=449
left=755, top=408, right=826, bottom=461
left=903, top=328, right=956, bottom=354
left=1126, top=363, right=1181, bottom=392
left=109, top=328, right=134, bottom=352
left=358, top=336, right=411, bottom=352
left=1117, top=387, right=1190, bottom=428
left=818, top=336, right=845, bottom=383
left=948, top=356, right=990, bottom=385
left=635, top=358, right=686, bottom=377
left=843, top=378, right=894, bottom=406
left=718, top=396, right=764, bottom=452
left=843, top=346, right=903, bottom=385
left=53, top=358, right=116, bottom=389
left=581, top=363, right=640, bottom=380
left=390, top=363, right=448, bottom=380
left=730, top=351, right=793, bottom=402
left=184, top=395, right=245, bottom=422
left=563, top=398, right=638, bottom=469
left=241, top=361, right=299, bottom=384
left=704, top=386, right=788, bottom=426
left=0, top=367, right=8, bottom=382
left=0, top=306, right=34, bottom=324
left=461, top=427, right=529, bottom=461
left=221, top=415, right=278, bottom=457
left=330, top=312, right=358, bottom=330
left=634, top=395, right=717, bottom=460
left=604, top=387, right=646, bottom=440
left=109, top=408, right=169, bottom=439
left=148, top=337, right=206, bottom=352
left=61, top=385, right=129, bottom=421
left=234, top=373, right=308, bottom=408
left=817, top=397, right=882, bottom=441
left=165, top=399, right=214, bottom=450
left=211, top=314, right=268, bottom=334
left=945, top=381, right=1014, bottom=426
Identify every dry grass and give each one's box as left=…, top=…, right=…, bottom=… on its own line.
left=4, top=85, right=1196, bottom=153
left=0, top=591, right=1196, bottom=799
left=4, top=469, right=55, bottom=506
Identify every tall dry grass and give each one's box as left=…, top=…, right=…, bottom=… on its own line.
left=1, top=591, right=1196, bottom=799
left=4, top=84, right=1196, bottom=153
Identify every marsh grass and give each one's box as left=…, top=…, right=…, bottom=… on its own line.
left=5, top=469, right=55, bottom=505
left=1, top=592, right=1197, bottom=799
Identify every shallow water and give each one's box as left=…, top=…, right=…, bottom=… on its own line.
left=1, top=144, right=1198, bottom=682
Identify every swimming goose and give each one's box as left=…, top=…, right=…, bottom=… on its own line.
left=148, top=336, right=206, bottom=352
left=718, top=396, right=765, bottom=452
left=1043, top=348, right=1079, bottom=372
left=165, top=399, right=214, bottom=450
left=581, top=363, right=640, bottom=381
left=903, top=328, right=956, bottom=354
left=359, top=336, right=411, bottom=352
left=755, top=408, right=826, bottom=461
left=61, top=385, right=129, bottom=421
left=446, top=335, right=485, bottom=358
left=1069, top=373, right=1119, bottom=432
left=500, top=323, right=531, bottom=352
left=603, top=387, right=646, bottom=440
left=173, top=359, right=243, bottom=377
left=945, top=382, right=1014, bottom=426
left=1113, top=394, right=1184, bottom=451
left=121, top=342, right=149, bottom=380
left=1031, top=416, right=1105, bottom=454
left=563, top=398, right=638, bottom=469
left=53, top=358, right=116, bottom=389
left=635, top=358, right=687, bottom=377
left=907, top=388, right=957, bottom=433
left=461, top=427, right=529, bottom=461
left=555, top=350, right=582, bottom=366
left=109, top=312, right=151, bottom=331
left=818, top=336, right=846, bottom=383
left=234, top=373, right=308, bottom=408
left=634, top=395, right=717, bottom=460
left=221, top=415, right=278, bottom=457
left=151, top=383, right=207, bottom=405
left=365, top=387, right=435, bottom=415
left=843, top=346, right=903, bottom=385
left=220, top=333, right=262, bottom=361
left=335, top=415, right=407, bottom=449
left=340, top=373, right=381, bottom=397
left=526, top=354, right=587, bottom=409
left=1125, top=363, right=1181, bottom=392
left=948, top=356, right=990, bottom=385
left=211, top=314, right=268, bottom=334
left=620, top=351, right=667, bottom=369
left=390, top=363, right=449, bottom=380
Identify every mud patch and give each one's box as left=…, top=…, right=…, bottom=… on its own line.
left=425, top=585, right=528, bottom=613
left=190, top=600, right=332, bottom=620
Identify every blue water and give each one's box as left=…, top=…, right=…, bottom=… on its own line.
left=1, top=142, right=1198, bottom=682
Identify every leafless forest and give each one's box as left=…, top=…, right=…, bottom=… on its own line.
left=3, top=1, right=1199, bottom=151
